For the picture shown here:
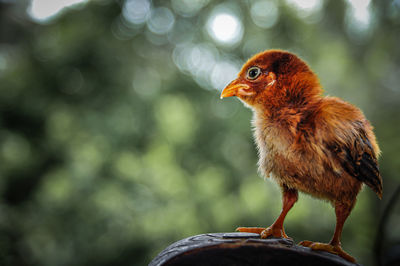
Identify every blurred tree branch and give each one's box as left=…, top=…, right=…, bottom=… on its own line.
left=375, top=185, right=400, bottom=266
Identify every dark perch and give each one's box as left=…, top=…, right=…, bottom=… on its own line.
left=149, top=232, right=360, bottom=266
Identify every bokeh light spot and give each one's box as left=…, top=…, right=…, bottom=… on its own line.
left=171, top=0, right=209, bottom=17
left=285, top=0, right=323, bottom=21
left=345, top=0, right=372, bottom=38
left=286, top=0, right=322, bottom=11
left=211, top=60, right=240, bottom=91
left=147, top=7, right=175, bottom=35
left=207, top=11, right=243, bottom=45
left=250, top=0, right=279, bottom=29
left=122, top=0, right=151, bottom=25
left=28, top=0, right=87, bottom=23
left=172, top=42, right=220, bottom=90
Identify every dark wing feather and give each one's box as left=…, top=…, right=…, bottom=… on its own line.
left=329, top=128, right=383, bottom=198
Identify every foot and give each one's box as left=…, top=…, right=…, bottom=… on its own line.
left=298, top=241, right=356, bottom=263
left=236, top=226, right=289, bottom=239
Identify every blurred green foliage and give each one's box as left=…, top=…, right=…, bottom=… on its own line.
left=0, top=0, right=399, bottom=265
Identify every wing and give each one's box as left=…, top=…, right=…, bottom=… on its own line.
left=295, top=97, right=382, bottom=197
left=327, top=124, right=383, bottom=198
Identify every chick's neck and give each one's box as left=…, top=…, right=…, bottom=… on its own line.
left=253, top=74, right=323, bottom=122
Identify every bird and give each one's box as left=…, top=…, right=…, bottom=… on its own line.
left=220, top=49, right=382, bottom=263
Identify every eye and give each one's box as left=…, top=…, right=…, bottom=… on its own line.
left=246, top=66, right=262, bottom=80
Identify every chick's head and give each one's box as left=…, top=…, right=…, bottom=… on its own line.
left=220, top=50, right=321, bottom=108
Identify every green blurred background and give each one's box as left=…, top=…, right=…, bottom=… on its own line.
left=0, top=0, right=399, bottom=265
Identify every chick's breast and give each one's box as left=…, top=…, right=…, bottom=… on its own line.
left=252, top=104, right=364, bottom=203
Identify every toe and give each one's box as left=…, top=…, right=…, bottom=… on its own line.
left=333, top=246, right=356, bottom=263
left=235, top=227, right=265, bottom=234
left=260, top=228, right=273, bottom=239
left=261, top=227, right=290, bottom=239
left=298, top=240, right=313, bottom=247
left=309, top=243, right=336, bottom=253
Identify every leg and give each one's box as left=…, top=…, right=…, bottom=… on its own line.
left=237, top=185, right=298, bottom=239
left=299, top=202, right=356, bottom=263
left=330, top=202, right=350, bottom=246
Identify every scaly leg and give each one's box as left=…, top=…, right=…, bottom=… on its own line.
left=299, top=202, right=356, bottom=263
left=237, top=186, right=298, bottom=239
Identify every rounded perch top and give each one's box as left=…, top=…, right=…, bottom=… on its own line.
left=149, top=232, right=360, bottom=266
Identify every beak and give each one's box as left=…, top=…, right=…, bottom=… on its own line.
left=220, top=81, right=254, bottom=99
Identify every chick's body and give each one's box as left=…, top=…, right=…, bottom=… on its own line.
left=254, top=96, right=378, bottom=203
left=220, top=50, right=382, bottom=263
